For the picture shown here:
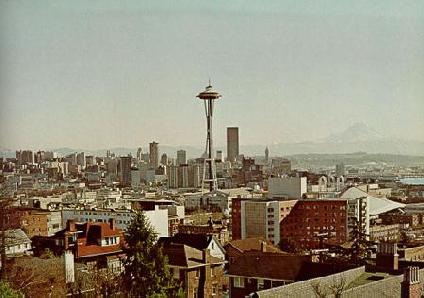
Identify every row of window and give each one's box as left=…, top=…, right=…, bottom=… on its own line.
left=283, top=225, right=345, bottom=232
left=104, top=236, right=119, bottom=245
left=76, top=218, right=131, bottom=225
left=233, top=277, right=269, bottom=290
left=77, top=211, right=132, bottom=217
left=300, top=205, right=345, bottom=210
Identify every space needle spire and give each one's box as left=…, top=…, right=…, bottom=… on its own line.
left=196, top=81, right=222, bottom=193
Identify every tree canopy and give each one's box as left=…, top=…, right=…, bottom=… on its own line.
left=121, top=212, right=181, bottom=297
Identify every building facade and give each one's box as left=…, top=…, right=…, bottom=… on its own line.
left=149, top=141, right=159, bottom=169
left=280, top=199, right=348, bottom=249
left=231, top=198, right=298, bottom=245
left=227, top=127, right=239, bottom=163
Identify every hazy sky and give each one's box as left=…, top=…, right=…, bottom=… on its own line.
left=1, top=1, right=423, bottom=150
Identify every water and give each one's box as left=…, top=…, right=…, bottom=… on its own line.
left=400, top=177, right=424, bottom=185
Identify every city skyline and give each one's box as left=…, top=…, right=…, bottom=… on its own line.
left=1, top=1, right=423, bottom=150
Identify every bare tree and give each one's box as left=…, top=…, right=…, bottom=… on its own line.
left=311, top=275, right=348, bottom=298
left=311, top=280, right=330, bottom=298
left=5, top=256, right=66, bottom=297
left=328, top=275, right=347, bottom=298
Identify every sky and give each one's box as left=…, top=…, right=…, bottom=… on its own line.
left=0, top=1, right=423, bottom=150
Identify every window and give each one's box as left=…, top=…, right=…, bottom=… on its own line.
left=233, top=277, right=244, bottom=288
left=257, top=278, right=265, bottom=290
left=172, top=267, right=180, bottom=278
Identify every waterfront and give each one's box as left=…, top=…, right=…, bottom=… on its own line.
left=400, top=177, right=424, bottom=185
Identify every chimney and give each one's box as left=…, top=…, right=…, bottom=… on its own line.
left=63, top=251, right=75, bottom=284
left=402, top=266, right=422, bottom=298
left=376, top=242, right=398, bottom=272
left=261, top=241, right=267, bottom=252
left=109, top=218, right=116, bottom=230
left=203, top=249, right=211, bottom=263
left=66, top=219, right=76, bottom=232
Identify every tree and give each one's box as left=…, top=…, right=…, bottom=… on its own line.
left=5, top=256, right=66, bottom=297
left=121, top=212, right=180, bottom=297
left=311, top=275, right=347, bottom=298
left=349, top=218, right=372, bottom=265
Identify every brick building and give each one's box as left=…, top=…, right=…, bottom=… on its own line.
left=9, top=207, right=62, bottom=238
left=161, top=243, right=226, bottom=298
left=280, top=199, right=348, bottom=249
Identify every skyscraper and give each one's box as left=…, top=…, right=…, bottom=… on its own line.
left=119, top=156, right=132, bottom=187
left=176, top=150, right=187, bottom=166
left=76, top=152, right=85, bottom=168
left=227, top=127, right=239, bottom=163
left=161, top=153, right=168, bottom=165
left=265, top=147, right=269, bottom=164
left=336, top=163, right=345, bottom=177
left=149, top=141, right=159, bottom=169
left=136, top=147, right=143, bottom=160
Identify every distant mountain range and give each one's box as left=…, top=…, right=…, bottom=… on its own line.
left=1, top=123, right=423, bottom=158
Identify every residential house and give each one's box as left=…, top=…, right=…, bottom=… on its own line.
left=32, top=219, right=124, bottom=273
left=0, top=229, right=32, bottom=256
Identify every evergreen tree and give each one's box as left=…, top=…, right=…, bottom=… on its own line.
left=121, top=212, right=180, bottom=297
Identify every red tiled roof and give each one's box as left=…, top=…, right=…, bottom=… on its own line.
left=72, top=221, right=124, bottom=257
left=77, top=244, right=122, bottom=258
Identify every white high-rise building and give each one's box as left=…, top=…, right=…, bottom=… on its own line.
left=268, top=177, right=307, bottom=199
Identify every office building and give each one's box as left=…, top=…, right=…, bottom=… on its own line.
left=161, top=153, right=168, bottom=166
left=231, top=198, right=298, bottom=245
left=149, top=141, right=159, bottom=169
left=76, top=152, right=85, bottom=168
left=336, top=163, right=346, bottom=177
left=16, top=150, right=34, bottom=165
left=85, top=155, right=95, bottom=167
left=227, top=127, right=239, bottom=163
left=168, top=165, right=179, bottom=188
left=178, top=164, right=189, bottom=188
left=268, top=177, right=307, bottom=199
left=119, top=156, right=132, bottom=187
left=265, top=146, right=269, bottom=164
left=136, top=147, right=143, bottom=160
left=176, top=150, right=187, bottom=166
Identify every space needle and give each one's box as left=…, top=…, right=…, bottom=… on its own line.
left=196, top=81, right=222, bottom=193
